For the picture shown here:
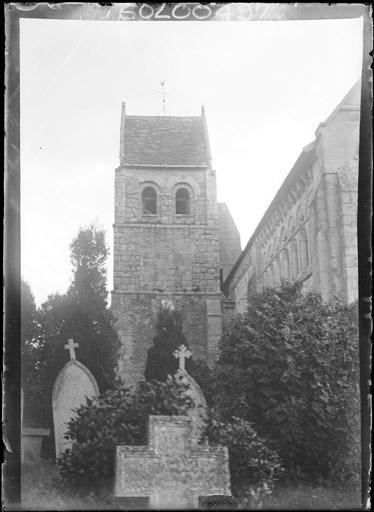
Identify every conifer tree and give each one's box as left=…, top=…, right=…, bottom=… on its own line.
left=38, top=225, right=120, bottom=407
left=144, top=302, right=187, bottom=381
left=21, top=278, right=45, bottom=426
left=144, top=302, right=214, bottom=403
left=66, top=225, right=120, bottom=391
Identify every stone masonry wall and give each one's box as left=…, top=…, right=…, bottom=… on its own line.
left=113, top=165, right=222, bottom=385
left=112, top=292, right=222, bottom=385
left=315, top=102, right=360, bottom=303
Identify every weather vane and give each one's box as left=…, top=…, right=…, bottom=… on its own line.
left=156, top=80, right=171, bottom=115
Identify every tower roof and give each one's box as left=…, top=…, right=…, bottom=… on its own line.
left=120, top=111, right=211, bottom=167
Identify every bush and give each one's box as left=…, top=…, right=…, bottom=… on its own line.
left=187, top=358, right=215, bottom=407
left=56, top=378, right=193, bottom=494
left=205, top=416, right=283, bottom=498
left=214, top=282, right=360, bottom=484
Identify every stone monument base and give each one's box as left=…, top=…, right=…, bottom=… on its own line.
left=21, top=428, right=50, bottom=463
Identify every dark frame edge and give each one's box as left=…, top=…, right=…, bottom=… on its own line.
left=357, top=7, right=373, bottom=511
left=3, top=4, right=21, bottom=507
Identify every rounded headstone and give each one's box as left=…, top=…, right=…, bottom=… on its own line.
left=52, top=360, right=99, bottom=458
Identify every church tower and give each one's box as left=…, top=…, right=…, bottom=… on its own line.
left=112, top=104, right=223, bottom=385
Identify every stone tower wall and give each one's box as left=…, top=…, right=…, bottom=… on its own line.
left=112, top=165, right=222, bottom=385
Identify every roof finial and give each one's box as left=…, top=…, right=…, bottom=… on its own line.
left=157, top=80, right=171, bottom=115
left=120, top=102, right=126, bottom=164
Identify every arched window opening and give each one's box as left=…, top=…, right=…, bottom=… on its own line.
left=175, top=188, right=190, bottom=215
left=274, top=258, right=281, bottom=287
left=247, top=273, right=257, bottom=298
left=269, top=265, right=275, bottom=288
left=290, top=240, right=299, bottom=279
left=281, top=249, right=290, bottom=280
left=299, top=230, right=309, bottom=270
left=142, top=186, right=157, bottom=215
left=263, top=269, right=268, bottom=287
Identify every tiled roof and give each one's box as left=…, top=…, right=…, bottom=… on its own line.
left=121, top=115, right=210, bottom=167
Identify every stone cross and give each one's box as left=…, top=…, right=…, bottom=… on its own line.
left=173, top=344, right=191, bottom=372
left=115, top=415, right=231, bottom=509
left=64, top=338, right=79, bottom=361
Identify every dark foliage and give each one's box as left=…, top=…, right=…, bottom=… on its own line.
left=205, top=416, right=283, bottom=497
left=22, top=226, right=121, bottom=433
left=144, top=303, right=215, bottom=405
left=41, top=226, right=120, bottom=389
left=144, top=303, right=187, bottom=381
left=214, top=282, right=360, bottom=485
left=21, top=279, right=46, bottom=427
left=187, top=358, right=215, bottom=408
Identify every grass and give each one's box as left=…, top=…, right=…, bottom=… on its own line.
left=257, top=483, right=361, bottom=510
left=19, top=459, right=361, bottom=510
left=20, top=459, right=116, bottom=510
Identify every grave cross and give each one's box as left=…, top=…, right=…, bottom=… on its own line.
left=173, top=344, right=191, bottom=372
left=115, top=416, right=231, bottom=509
left=64, top=338, right=79, bottom=361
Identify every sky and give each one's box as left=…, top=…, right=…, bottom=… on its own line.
left=19, top=15, right=363, bottom=306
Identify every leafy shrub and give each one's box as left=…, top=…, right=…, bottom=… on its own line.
left=187, top=358, right=215, bottom=407
left=205, top=416, right=283, bottom=498
left=214, top=282, right=360, bottom=484
left=56, top=378, right=193, bottom=494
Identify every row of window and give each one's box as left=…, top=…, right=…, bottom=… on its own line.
left=142, top=186, right=190, bottom=216
left=263, top=231, right=310, bottom=287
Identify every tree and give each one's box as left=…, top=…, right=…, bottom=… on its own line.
left=144, top=301, right=186, bottom=382
left=21, top=279, right=45, bottom=426
left=69, top=226, right=109, bottom=313
left=36, top=226, right=120, bottom=431
left=144, top=302, right=214, bottom=403
left=214, top=282, right=360, bottom=484
left=66, top=225, right=120, bottom=391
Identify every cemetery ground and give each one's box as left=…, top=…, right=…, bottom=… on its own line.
left=21, top=457, right=360, bottom=510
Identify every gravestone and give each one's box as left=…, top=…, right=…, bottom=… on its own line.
left=115, top=415, right=231, bottom=509
left=173, top=345, right=208, bottom=444
left=52, top=339, right=99, bottom=458
left=173, top=344, right=191, bottom=373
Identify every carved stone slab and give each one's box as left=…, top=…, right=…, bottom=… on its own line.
left=52, top=360, right=99, bottom=458
left=115, top=415, right=231, bottom=509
